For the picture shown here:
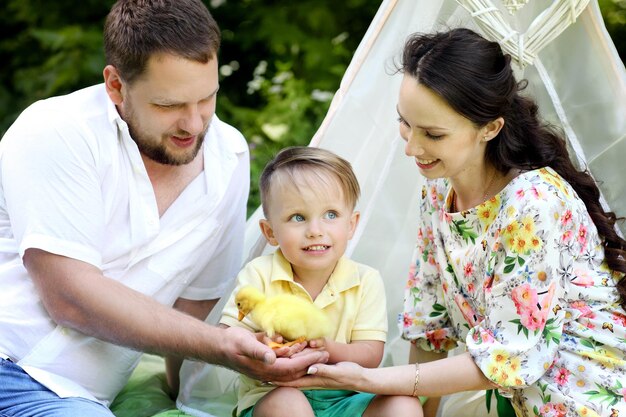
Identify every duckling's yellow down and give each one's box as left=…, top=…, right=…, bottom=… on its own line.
left=235, top=285, right=331, bottom=342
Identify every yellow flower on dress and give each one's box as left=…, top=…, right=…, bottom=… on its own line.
left=501, top=220, right=520, bottom=251
left=486, top=349, right=523, bottom=386
left=506, top=205, right=517, bottom=218
left=577, top=406, right=601, bottom=417
left=490, top=348, right=510, bottom=364
left=529, top=235, right=543, bottom=251
left=502, top=217, right=543, bottom=255
left=513, top=235, right=531, bottom=254
left=521, top=216, right=536, bottom=235
left=539, top=167, right=570, bottom=196
left=581, top=348, right=625, bottom=369
left=477, top=196, right=500, bottom=228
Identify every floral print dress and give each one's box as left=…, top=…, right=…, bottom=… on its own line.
left=400, top=167, right=626, bottom=417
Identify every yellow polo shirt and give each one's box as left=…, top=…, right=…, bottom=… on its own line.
left=220, top=249, right=387, bottom=415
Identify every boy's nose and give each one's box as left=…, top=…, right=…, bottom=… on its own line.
left=306, top=221, right=323, bottom=238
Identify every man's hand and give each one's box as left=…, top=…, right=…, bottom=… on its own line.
left=218, top=327, right=329, bottom=382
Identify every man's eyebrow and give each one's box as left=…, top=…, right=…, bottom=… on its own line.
left=153, top=86, right=220, bottom=105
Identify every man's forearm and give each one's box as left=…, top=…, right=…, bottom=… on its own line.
left=24, top=248, right=227, bottom=364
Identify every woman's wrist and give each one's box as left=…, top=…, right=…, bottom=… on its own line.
left=411, top=362, right=420, bottom=397
left=360, top=364, right=416, bottom=396
left=358, top=366, right=376, bottom=393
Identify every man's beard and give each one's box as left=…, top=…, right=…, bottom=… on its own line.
left=129, top=124, right=206, bottom=166
left=123, top=102, right=207, bottom=166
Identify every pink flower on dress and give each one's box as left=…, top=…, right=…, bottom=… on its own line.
left=464, top=262, right=474, bottom=277
left=455, top=294, right=479, bottom=327
left=511, top=283, right=538, bottom=315
left=555, top=367, right=570, bottom=386
left=554, top=403, right=567, bottom=417
left=406, top=273, right=418, bottom=289
left=430, top=185, right=438, bottom=206
left=577, top=225, right=588, bottom=246
left=426, top=227, right=435, bottom=242
left=483, top=274, right=494, bottom=292
left=402, top=313, right=413, bottom=328
left=425, top=328, right=450, bottom=350
left=583, top=319, right=596, bottom=329
left=562, top=230, right=573, bottom=242
left=513, top=282, right=555, bottom=331
left=561, top=209, right=573, bottom=226
left=540, top=403, right=567, bottom=417
left=612, top=312, right=626, bottom=327
left=480, top=328, right=495, bottom=344
left=571, top=300, right=595, bottom=319
left=516, top=189, right=525, bottom=199
left=571, top=269, right=594, bottom=287
left=520, top=309, right=548, bottom=331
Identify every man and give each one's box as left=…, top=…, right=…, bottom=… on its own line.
left=0, top=1, right=326, bottom=416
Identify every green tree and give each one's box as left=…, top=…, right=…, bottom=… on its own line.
left=211, top=0, right=380, bottom=211
left=600, top=0, right=626, bottom=62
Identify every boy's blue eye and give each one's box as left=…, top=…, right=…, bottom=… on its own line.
left=324, top=211, right=338, bottom=220
left=290, top=214, right=305, bottom=222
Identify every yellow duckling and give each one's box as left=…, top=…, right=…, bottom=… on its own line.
left=235, top=286, right=331, bottom=348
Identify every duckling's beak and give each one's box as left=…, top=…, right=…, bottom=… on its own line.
left=238, top=310, right=245, bottom=321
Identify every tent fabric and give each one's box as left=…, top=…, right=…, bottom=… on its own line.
left=176, top=1, right=626, bottom=416
left=457, top=0, right=591, bottom=68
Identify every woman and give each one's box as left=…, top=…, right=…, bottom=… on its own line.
left=280, top=28, right=626, bottom=417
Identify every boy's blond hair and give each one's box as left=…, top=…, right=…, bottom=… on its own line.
left=259, top=146, right=360, bottom=217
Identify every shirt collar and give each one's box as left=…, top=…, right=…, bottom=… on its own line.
left=104, top=86, right=124, bottom=129
left=270, top=249, right=361, bottom=294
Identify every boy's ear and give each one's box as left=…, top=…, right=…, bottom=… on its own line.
left=259, top=219, right=279, bottom=246
left=348, top=211, right=360, bottom=239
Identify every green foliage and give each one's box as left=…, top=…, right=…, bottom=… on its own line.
left=0, top=0, right=114, bottom=135
left=0, top=0, right=623, bottom=214
left=210, top=0, right=380, bottom=212
left=599, top=0, right=626, bottom=62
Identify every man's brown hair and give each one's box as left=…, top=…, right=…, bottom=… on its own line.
left=104, top=0, right=220, bottom=84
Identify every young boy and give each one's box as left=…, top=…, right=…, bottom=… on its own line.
left=220, top=146, right=422, bottom=417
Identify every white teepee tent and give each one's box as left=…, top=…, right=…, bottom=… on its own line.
left=177, top=1, right=626, bottom=416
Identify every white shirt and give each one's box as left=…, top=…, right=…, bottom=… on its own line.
left=0, top=84, right=249, bottom=405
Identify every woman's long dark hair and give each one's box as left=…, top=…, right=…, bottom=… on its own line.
left=400, top=28, right=626, bottom=308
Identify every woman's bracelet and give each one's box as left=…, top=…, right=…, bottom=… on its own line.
left=412, top=362, right=420, bottom=397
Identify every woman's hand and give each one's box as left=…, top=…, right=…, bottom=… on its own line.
left=273, top=361, right=366, bottom=391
